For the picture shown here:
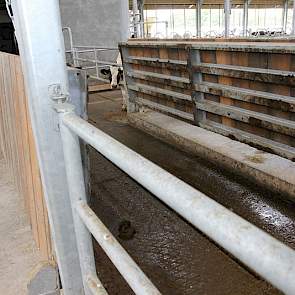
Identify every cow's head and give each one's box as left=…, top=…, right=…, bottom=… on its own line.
left=101, top=66, right=124, bottom=89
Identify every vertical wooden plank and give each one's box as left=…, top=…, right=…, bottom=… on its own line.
left=0, top=52, right=52, bottom=260
left=28, top=117, right=51, bottom=259
left=15, top=55, right=40, bottom=249
left=10, top=55, right=28, bottom=213
left=2, top=54, right=18, bottom=187
left=0, top=55, right=7, bottom=159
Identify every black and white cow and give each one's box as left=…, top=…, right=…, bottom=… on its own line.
left=100, top=54, right=128, bottom=111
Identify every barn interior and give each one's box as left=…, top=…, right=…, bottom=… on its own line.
left=0, top=1, right=295, bottom=295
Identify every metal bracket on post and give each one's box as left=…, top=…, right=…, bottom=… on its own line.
left=49, top=84, right=69, bottom=104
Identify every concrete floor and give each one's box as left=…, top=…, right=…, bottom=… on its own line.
left=0, top=157, right=41, bottom=295
left=87, top=90, right=293, bottom=295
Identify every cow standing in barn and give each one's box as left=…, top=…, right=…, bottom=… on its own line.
left=100, top=53, right=129, bottom=111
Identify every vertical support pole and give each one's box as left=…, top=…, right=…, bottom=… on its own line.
left=133, top=0, right=139, bottom=37
left=293, top=0, right=295, bottom=35
left=188, top=48, right=206, bottom=126
left=94, top=49, right=99, bottom=80
left=119, top=46, right=138, bottom=113
left=62, top=27, right=74, bottom=65
left=282, top=0, right=288, bottom=33
left=56, top=103, right=105, bottom=295
left=224, top=0, right=231, bottom=37
left=73, top=48, right=80, bottom=68
left=138, top=0, right=145, bottom=38
left=10, top=0, right=84, bottom=294
left=243, top=0, right=249, bottom=36
left=196, top=0, right=202, bottom=37
left=165, top=21, right=169, bottom=38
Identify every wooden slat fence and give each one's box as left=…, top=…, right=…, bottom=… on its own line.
left=120, top=40, right=295, bottom=161
left=0, top=52, right=52, bottom=261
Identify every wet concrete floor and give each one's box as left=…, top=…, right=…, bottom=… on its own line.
left=87, top=90, right=294, bottom=295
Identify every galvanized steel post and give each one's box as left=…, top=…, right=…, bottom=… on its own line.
left=224, top=0, right=231, bottom=37
left=138, top=0, right=145, bottom=38
left=292, top=0, right=295, bottom=34
left=10, top=0, right=84, bottom=293
left=282, top=0, right=289, bottom=33
left=243, top=0, right=249, bottom=36
left=133, top=0, right=139, bottom=37
left=57, top=103, right=106, bottom=295
left=196, top=0, right=202, bottom=37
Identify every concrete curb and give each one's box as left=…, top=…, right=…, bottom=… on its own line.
left=128, top=110, right=295, bottom=201
left=27, top=262, right=60, bottom=295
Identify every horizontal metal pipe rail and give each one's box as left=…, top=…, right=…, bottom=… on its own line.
left=72, top=48, right=119, bottom=82
left=60, top=107, right=295, bottom=295
left=58, top=104, right=161, bottom=295
left=62, top=29, right=120, bottom=81
left=74, top=57, right=118, bottom=67
left=73, top=45, right=118, bottom=50
left=77, top=201, right=161, bottom=295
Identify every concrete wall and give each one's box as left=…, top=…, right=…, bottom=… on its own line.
left=59, top=0, right=129, bottom=61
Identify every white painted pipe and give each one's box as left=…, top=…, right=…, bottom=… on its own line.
left=63, top=112, right=295, bottom=295
left=76, top=201, right=161, bottom=295
left=292, top=0, right=295, bottom=35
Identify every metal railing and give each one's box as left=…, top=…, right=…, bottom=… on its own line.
left=14, top=2, right=295, bottom=295
left=55, top=101, right=295, bottom=295
left=62, top=27, right=119, bottom=82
